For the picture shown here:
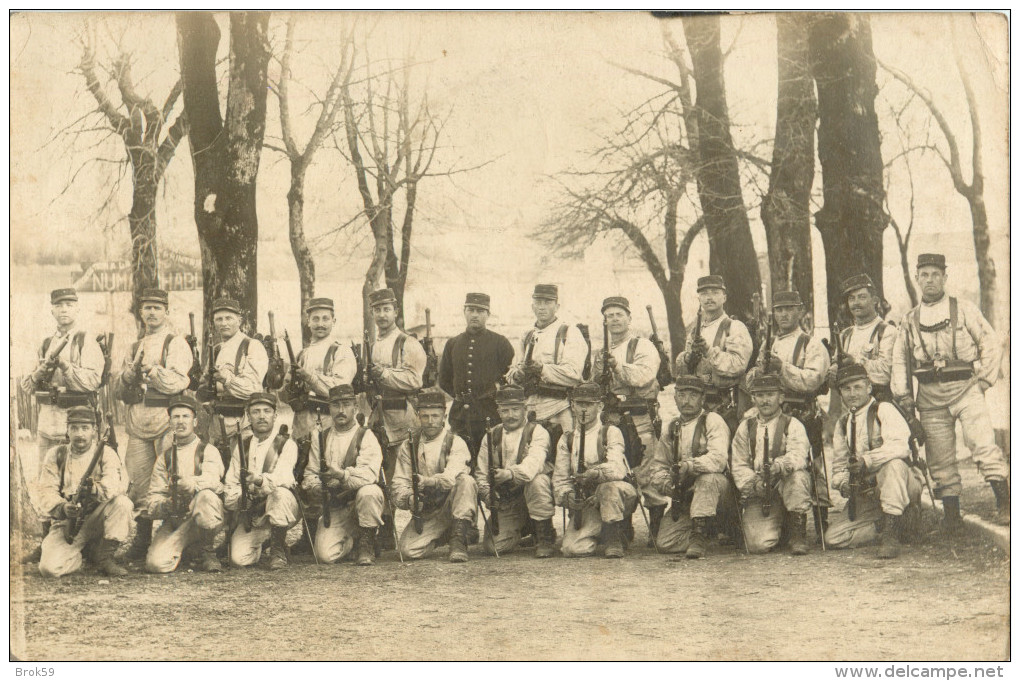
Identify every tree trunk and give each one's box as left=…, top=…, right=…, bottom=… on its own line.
left=810, top=13, right=886, bottom=329
left=762, top=13, right=816, bottom=314
left=968, top=193, right=996, bottom=326
left=287, top=165, right=316, bottom=345
left=177, top=12, right=269, bottom=334
left=127, top=177, right=160, bottom=319
left=682, top=15, right=761, bottom=320
left=662, top=276, right=685, bottom=365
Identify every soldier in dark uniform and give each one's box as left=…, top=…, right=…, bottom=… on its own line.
left=439, top=292, right=515, bottom=464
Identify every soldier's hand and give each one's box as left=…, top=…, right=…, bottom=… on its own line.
left=739, top=483, right=755, bottom=504
left=773, top=460, right=793, bottom=477
left=752, top=477, right=769, bottom=498
left=493, top=469, right=513, bottom=485
left=898, top=396, right=916, bottom=415
left=370, top=365, right=385, bottom=381
left=178, top=476, right=198, bottom=494
left=563, top=492, right=583, bottom=511
left=826, top=364, right=839, bottom=383
left=672, top=460, right=692, bottom=481
left=63, top=502, right=79, bottom=519
left=524, top=360, right=543, bottom=379
left=605, top=356, right=618, bottom=371
left=215, top=366, right=234, bottom=383
left=691, top=336, right=709, bottom=357
left=848, top=459, right=867, bottom=477
left=838, top=482, right=851, bottom=499
left=767, top=353, right=784, bottom=371
left=580, top=468, right=601, bottom=486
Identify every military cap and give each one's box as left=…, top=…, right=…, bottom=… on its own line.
left=465, top=292, right=491, bottom=310
left=748, top=374, right=784, bottom=393
left=841, top=274, right=876, bottom=298
left=917, top=253, right=947, bottom=270
left=66, top=406, right=96, bottom=424
left=246, top=392, right=278, bottom=410
left=211, top=298, right=242, bottom=315
left=696, top=275, right=727, bottom=292
left=494, top=385, right=527, bottom=405
left=368, top=288, right=397, bottom=307
left=836, top=363, right=870, bottom=388
left=138, top=288, right=169, bottom=306
left=673, top=375, right=706, bottom=394
left=167, top=394, right=199, bottom=415
left=532, top=284, right=558, bottom=301
left=601, top=296, right=630, bottom=314
left=417, top=391, right=447, bottom=410
left=50, top=288, right=78, bottom=305
left=772, top=290, right=803, bottom=308
left=571, top=382, right=603, bottom=402
left=305, top=297, right=335, bottom=313
left=328, top=384, right=357, bottom=403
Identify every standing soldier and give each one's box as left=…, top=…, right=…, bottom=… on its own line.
left=505, top=284, right=588, bottom=439
left=37, top=407, right=132, bottom=578
left=554, top=382, right=638, bottom=559
left=730, top=375, right=813, bottom=556
left=827, top=365, right=925, bottom=559
left=673, top=275, right=753, bottom=432
left=21, top=288, right=106, bottom=560
left=439, top=292, right=515, bottom=462
left=224, top=393, right=301, bottom=570
left=364, top=287, right=427, bottom=546
left=115, top=288, right=193, bottom=561
left=200, top=298, right=269, bottom=447
left=636, top=376, right=730, bottom=559
left=892, top=253, right=1008, bottom=527
left=301, top=385, right=385, bottom=566
left=826, top=274, right=895, bottom=402
left=475, top=386, right=556, bottom=558
left=144, top=395, right=226, bottom=574
left=287, top=297, right=358, bottom=451
left=761, top=290, right=832, bottom=536
left=391, top=391, right=476, bottom=562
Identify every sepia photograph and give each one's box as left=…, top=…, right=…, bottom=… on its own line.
left=8, top=9, right=1011, bottom=664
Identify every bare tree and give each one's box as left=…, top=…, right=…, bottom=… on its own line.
left=761, top=13, right=816, bottom=312
left=75, top=27, right=188, bottom=320
left=176, top=11, right=271, bottom=332
left=542, top=94, right=704, bottom=354
left=810, top=13, right=886, bottom=330
left=879, top=18, right=997, bottom=325
left=270, top=14, right=355, bottom=344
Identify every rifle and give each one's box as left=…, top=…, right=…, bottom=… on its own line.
left=669, top=420, right=685, bottom=522
left=599, top=317, right=621, bottom=413
left=645, top=305, right=674, bottom=389
left=761, top=424, right=773, bottom=517
left=832, top=320, right=846, bottom=371
left=167, top=436, right=188, bottom=528
left=197, top=331, right=220, bottom=402
left=846, top=414, right=861, bottom=521
left=408, top=428, right=424, bottom=534
left=375, top=456, right=404, bottom=563
left=121, top=348, right=147, bottom=405
left=521, top=334, right=540, bottom=393
left=422, top=308, right=439, bottom=389
left=756, top=287, right=774, bottom=374
left=362, top=329, right=378, bottom=400
left=186, top=313, right=202, bottom=391
left=685, top=307, right=704, bottom=374
left=35, top=336, right=70, bottom=392
left=571, top=416, right=588, bottom=531
left=264, top=311, right=287, bottom=390
left=62, top=418, right=111, bottom=544
left=316, top=412, right=332, bottom=529
left=237, top=422, right=253, bottom=532
left=282, top=330, right=307, bottom=408
left=485, top=417, right=499, bottom=536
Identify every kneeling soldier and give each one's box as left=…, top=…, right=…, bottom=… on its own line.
left=224, top=393, right=301, bottom=569
left=475, top=386, right=556, bottom=558
left=826, top=364, right=925, bottom=559
left=554, top=382, right=638, bottom=558
left=392, top=391, right=476, bottom=562
left=144, top=395, right=226, bottom=574
left=302, top=385, right=385, bottom=566
left=38, top=407, right=132, bottom=577
left=637, top=376, right=730, bottom=559
left=731, top=375, right=813, bottom=555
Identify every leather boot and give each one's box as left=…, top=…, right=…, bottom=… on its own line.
left=198, top=530, right=223, bottom=572
left=535, top=518, right=556, bottom=559
left=621, top=512, right=635, bottom=546
left=378, top=514, right=397, bottom=551
left=268, top=527, right=289, bottom=570
left=448, top=518, right=470, bottom=563
left=990, top=479, right=1010, bottom=526
left=941, top=496, right=965, bottom=533
left=603, top=521, right=625, bottom=559
left=877, top=513, right=902, bottom=559
left=686, top=516, right=708, bottom=559
left=646, top=505, right=666, bottom=548
left=126, top=517, right=152, bottom=561
left=789, top=512, right=809, bottom=556
left=97, top=539, right=129, bottom=576
left=356, top=526, right=377, bottom=566
left=898, top=502, right=923, bottom=544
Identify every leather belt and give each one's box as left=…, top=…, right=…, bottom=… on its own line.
left=213, top=398, right=246, bottom=418
left=143, top=392, right=173, bottom=408
left=531, top=385, right=569, bottom=399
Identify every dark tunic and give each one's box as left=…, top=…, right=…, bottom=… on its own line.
left=439, top=328, right=515, bottom=457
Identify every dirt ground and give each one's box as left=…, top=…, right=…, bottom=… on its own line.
left=9, top=503, right=1009, bottom=662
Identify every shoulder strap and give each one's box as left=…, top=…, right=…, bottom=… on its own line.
left=73, top=331, right=86, bottom=363
left=195, top=442, right=206, bottom=476
left=160, top=334, right=174, bottom=367
left=791, top=333, right=810, bottom=369
left=866, top=401, right=882, bottom=450
left=870, top=322, right=887, bottom=346
left=524, top=329, right=535, bottom=351
left=747, top=417, right=758, bottom=465
left=41, top=336, right=52, bottom=358
left=439, top=430, right=455, bottom=471
left=712, top=317, right=732, bottom=348
left=949, top=297, right=959, bottom=358
left=491, top=427, right=504, bottom=467
left=598, top=424, right=609, bottom=463
left=692, top=413, right=708, bottom=457
left=343, top=427, right=367, bottom=469
left=771, top=414, right=790, bottom=461
left=391, top=333, right=407, bottom=367
left=235, top=338, right=250, bottom=370
left=840, top=326, right=853, bottom=350
left=323, top=342, right=340, bottom=374
left=517, top=421, right=537, bottom=465
left=56, top=445, right=69, bottom=496
left=625, top=337, right=639, bottom=364
left=553, top=324, right=569, bottom=364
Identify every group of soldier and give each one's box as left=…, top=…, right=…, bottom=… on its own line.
left=20, top=251, right=1009, bottom=577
